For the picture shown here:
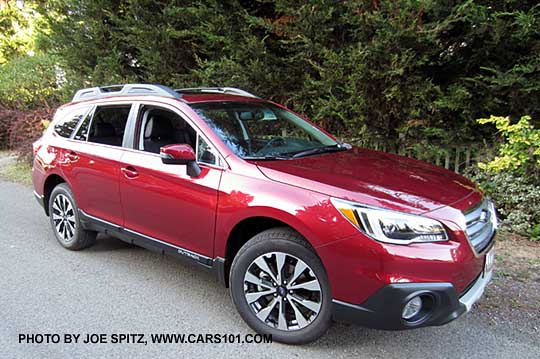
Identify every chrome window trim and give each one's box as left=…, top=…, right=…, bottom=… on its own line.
left=118, top=145, right=226, bottom=170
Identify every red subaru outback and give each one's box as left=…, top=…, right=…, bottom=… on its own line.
left=32, top=84, right=496, bottom=344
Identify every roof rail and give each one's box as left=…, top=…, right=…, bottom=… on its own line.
left=72, top=84, right=181, bottom=102
left=174, top=87, right=259, bottom=98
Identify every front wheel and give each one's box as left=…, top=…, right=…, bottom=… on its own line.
left=229, top=228, right=332, bottom=344
left=48, top=183, right=97, bottom=250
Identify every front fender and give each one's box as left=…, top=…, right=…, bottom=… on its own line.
left=213, top=171, right=359, bottom=258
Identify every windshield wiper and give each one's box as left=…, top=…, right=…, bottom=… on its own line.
left=243, top=155, right=291, bottom=160
left=290, top=144, right=347, bottom=159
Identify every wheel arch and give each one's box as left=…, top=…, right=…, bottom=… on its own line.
left=219, top=215, right=318, bottom=287
left=42, top=174, right=67, bottom=216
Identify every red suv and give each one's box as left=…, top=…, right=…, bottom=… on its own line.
left=32, top=84, right=497, bottom=344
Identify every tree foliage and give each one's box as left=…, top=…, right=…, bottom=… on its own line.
left=0, top=0, right=46, bottom=64
left=2, top=1, right=539, bottom=237
left=0, top=53, right=65, bottom=109
left=32, top=0, right=540, bottom=147
left=478, top=115, right=540, bottom=178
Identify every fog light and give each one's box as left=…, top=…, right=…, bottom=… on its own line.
left=402, top=296, right=423, bottom=320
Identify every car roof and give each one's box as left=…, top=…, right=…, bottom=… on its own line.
left=57, top=93, right=267, bottom=117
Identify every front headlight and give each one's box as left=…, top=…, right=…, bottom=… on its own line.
left=331, top=198, right=448, bottom=245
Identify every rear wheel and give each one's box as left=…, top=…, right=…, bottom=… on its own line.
left=230, top=228, right=332, bottom=344
left=48, top=183, right=97, bottom=250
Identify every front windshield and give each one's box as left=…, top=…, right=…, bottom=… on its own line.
left=191, top=102, right=339, bottom=159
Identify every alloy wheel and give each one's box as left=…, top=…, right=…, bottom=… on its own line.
left=243, top=251, right=322, bottom=331
left=52, top=194, right=76, bottom=242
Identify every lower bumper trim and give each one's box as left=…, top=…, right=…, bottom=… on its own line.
left=332, top=269, right=493, bottom=330
left=332, top=282, right=467, bottom=330
left=459, top=270, right=492, bottom=311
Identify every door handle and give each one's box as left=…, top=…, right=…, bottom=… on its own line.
left=65, top=151, right=79, bottom=162
left=121, top=166, right=139, bottom=179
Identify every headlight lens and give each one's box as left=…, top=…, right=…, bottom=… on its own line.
left=331, top=198, right=448, bottom=245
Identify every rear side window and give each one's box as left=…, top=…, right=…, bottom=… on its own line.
left=87, top=105, right=131, bottom=147
left=73, top=110, right=93, bottom=141
left=53, top=106, right=90, bottom=138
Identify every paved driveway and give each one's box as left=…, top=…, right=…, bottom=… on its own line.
left=0, top=179, right=538, bottom=358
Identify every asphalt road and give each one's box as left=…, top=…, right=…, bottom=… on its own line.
left=0, top=179, right=538, bottom=359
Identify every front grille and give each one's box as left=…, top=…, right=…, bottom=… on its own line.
left=463, top=198, right=496, bottom=254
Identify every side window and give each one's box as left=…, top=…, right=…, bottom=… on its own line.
left=197, top=134, right=218, bottom=165
left=53, top=106, right=90, bottom=138
left=137, top=106, right=196, bottom=154
left=87, top=105, right=131, bottom=147
left=73, top=109, right=93, bottom=141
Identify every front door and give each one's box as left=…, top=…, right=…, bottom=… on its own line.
left=118, top=104, right=223, bottom=257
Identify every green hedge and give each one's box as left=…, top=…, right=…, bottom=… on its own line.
left=467, top=169, right=540, bottom=240
left=36, top=0, right=540, bottom=146
left=0, top=53, right=67, bottom=109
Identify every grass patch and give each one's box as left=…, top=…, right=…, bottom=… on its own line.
left=0, top=154, right=32, bottom=186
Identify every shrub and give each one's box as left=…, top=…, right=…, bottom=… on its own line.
left=530, top=224, right=540, bottom=241
left=0, top=106, right=16, bottom=149
left=0, top=53, right=67, bottom=109
left=0, top=52, right=62, bottom=156
left=477, top=115, right=540, bottom=180
left=4, top=106, right=52, bottom=162
left=467, top=169, right=540, bottom=239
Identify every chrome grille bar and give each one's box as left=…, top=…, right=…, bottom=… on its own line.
left=463, top=198, right=496, bottom=254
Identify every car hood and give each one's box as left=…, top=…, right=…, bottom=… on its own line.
left=254, top=147, right=483, bottom=214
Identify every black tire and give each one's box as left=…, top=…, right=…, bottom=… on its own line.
left=230, top=227, right=332, bottom=344
left=48, top=183, right=97, bottom=250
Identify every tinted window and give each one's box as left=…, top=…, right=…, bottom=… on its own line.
left=88, top=105, right=131, bottom=147
left=197, top=134, right=217, bottom=165
left=54, top=106, right=89, bottom=138
left=73, top=110, right=93, bottom=141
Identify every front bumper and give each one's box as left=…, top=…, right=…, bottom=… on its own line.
left=332, top=269, right=492, bottom=330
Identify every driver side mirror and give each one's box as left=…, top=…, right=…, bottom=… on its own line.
left=160, top=144, right=201, bottom=177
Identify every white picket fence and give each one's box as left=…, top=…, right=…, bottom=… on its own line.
left=350, top=139, right=496, bottom=174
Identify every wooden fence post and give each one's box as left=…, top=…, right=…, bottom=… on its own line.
left=465, top=147, right=471, bottom=168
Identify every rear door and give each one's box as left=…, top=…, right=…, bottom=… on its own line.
left=118, top=103, right=223, bottom=257
left=63, top=103, right=135, bottom=225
